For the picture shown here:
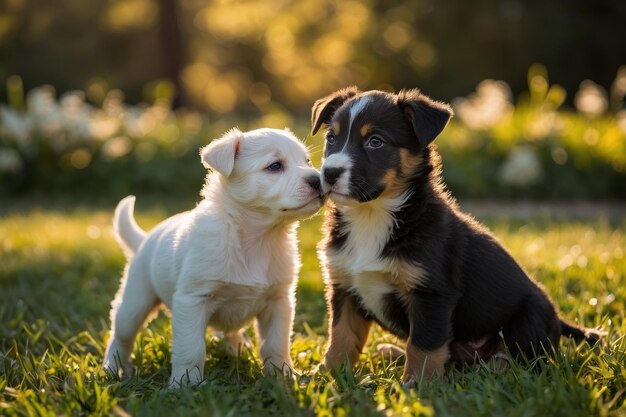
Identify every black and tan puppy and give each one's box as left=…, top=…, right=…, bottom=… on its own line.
left=311, top=86, right=601, bottom=386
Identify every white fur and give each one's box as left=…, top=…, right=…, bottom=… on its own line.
left=320, top=152, right=353, bottom=198
left=325, top=192, right=410, bottom=273
left=350, top=271, right=396, bottom=327
left=113, top=196, right=145, bottom=257
left=103, top=128, right=321, bottom=387
left=318, top=191, right=428, bottom=328
left=200, top=128, right=243, bottom=177
left=337, top=97, right=372, bottom=153
left=347, top=97, right=372, bottom=137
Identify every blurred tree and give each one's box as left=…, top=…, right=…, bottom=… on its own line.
left=0, top=0, right=624, bottom=114
left=157, top=0, right=186, bottom=108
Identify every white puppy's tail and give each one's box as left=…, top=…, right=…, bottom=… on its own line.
left=113, top=196, right=146, bottom=257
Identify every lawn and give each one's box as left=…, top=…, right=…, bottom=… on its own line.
left=1, top=198, right=625, bottom=416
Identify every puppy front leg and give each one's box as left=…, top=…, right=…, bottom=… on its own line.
left=323, top=284, right=372, bottom=370
left=256, top=292, right=294, bottom=376
left=169, top=292, right=211, bottom=387
left=402, top=291, right=454, bottom=386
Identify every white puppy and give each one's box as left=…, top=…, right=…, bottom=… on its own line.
left=103, top=128, right=322, bottom=387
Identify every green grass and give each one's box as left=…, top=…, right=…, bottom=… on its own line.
left=1, top=199, right=625, bottom=416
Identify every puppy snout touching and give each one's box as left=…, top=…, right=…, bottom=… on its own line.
left=306, top=175, right=322, bottom=194
left=323, top=167, right=345, bottom=185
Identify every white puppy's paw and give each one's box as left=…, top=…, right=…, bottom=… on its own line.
left=102, top=358, right=133, bottom=380
left=263, top=359, right=296, bottom=379
left=168, top=367, right=204, bottom=389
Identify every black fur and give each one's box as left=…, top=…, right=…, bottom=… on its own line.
left=311, top=86, right=359, bottom=136
left=397, top=89, right=453, bottom=148
left=326, top=206, right=349, bottom=252
left=314, top=87, right=601, bottom=368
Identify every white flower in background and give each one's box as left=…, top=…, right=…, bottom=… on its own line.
left=0, top=84, right=184, bottom=167
left=90, top=111, right=120, bottom=140
left=574, top=80, right=608, bottom=117
left=102, top=136, right=132, bottom=160
left=125, top=101, right=173, bottom=138
left=59, top=91, right=92, bottom=139
left=124, top=106, right=149, bottom=137
left=453, top=80, right=513, bottom=130
left=499, top=146, right=542, bottom=187
left=103, top=90, right=126, bottom=118
left=0, top=105, right=32, bottom=143
left=0, top=148, right=23, bottom=173
left=27, top=85, right=63, bottom=136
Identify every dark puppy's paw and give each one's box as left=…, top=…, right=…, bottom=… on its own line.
left=375, top=343, right=405, bottom=359
left=402, top=379, right=417, bottom=390
left=585, top=328, right=608, bottom=345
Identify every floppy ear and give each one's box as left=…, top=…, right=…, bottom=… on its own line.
left=200, top=128, right=243, bottom=177
left=311, top=86, right=359, bottom=135
left=397, top=89, right=453, bottom=149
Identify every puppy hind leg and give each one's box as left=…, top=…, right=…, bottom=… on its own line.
left=104, top=269, right=159, bottom=379
left=501, top=303, right=560, bottom=366
left=224, top=329, right=249, bottom=356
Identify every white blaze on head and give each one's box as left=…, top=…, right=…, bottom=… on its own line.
left=349, top=96, right=372, bottom=125
left=342, top=96, right=372, bottom=151
left=321, top=96, right=371, bottom=203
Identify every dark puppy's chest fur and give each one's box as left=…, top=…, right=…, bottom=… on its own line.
left=324, top=146, right=558, bottom=359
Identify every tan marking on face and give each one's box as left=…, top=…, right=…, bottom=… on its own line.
left=381, top=168, right=397, bottom=189
left=360, top=123, right=374, bottom=137
left=332, top=121, right=341, bottom=136
left=323, top=291, right=372, bottom=370
left=380, top=168, right=406, bottom=199
left=402, top=343, right=450, bottom=383
left=379, top=150, right=423, bottom=199
left=399, top=149, right=422, bottom=176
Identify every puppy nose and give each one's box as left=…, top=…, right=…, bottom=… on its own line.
left=323, top=167, right=345, bottom=185
left=306, top=175, right=321, bottom=193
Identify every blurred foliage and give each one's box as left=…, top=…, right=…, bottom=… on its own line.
left=0, top=83, right=209, bottom=197
left=1, top=65, right=625, bottom=200
left=1, top=0, right=625, bottom=200
left=0, top=0, right=625, bottom=115
left=439, top=64, right=626, bottom=199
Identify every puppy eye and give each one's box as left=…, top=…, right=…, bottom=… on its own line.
left=366, top=136, right=384, bottom=149
left=266, top=161, right=283, bottom=172
left=306, top=159, right=312, bottom=167
left=326, top=134, right=336, bottom=145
